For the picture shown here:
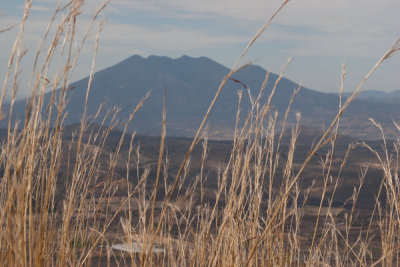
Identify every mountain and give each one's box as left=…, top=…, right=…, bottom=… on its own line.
left=3, top=55, right=399, bottom=139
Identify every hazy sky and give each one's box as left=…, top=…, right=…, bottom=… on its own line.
left=0, top=0, right=399, bottom=96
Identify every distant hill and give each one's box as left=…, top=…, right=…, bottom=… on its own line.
left=2, top=55, right=399, bottom=139
left=342, top=89, right=400, bottom=102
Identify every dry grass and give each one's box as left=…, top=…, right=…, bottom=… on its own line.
left=0, top=0, right=400, bottom=266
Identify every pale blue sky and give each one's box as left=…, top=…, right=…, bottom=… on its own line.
left=1, top=0, right=399, bottom=97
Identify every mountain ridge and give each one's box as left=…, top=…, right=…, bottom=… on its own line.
left=2, top=55, right=399, bottom=140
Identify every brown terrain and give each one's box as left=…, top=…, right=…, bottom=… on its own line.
left=46, top=123, right=396, bottom=264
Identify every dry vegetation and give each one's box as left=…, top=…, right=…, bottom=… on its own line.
left=1, top=0, right=400, bottom=266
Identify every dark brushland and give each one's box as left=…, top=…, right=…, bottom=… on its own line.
left=54, top=122, right=394, bottom=265
left=3, top=55, right=399, bottom=139
left=57, top=123, right=389, bottom=210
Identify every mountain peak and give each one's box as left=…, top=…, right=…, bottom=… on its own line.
left=146, top=55, right=171, bottom=61
left=126, top=54, right=144, bottom=61
left=176, top=55, right=212, bottom=61
left=177, top=55, right=192, bottom=60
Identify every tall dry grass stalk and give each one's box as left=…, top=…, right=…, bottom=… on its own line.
left=0, top=0, right=400, bottom=266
